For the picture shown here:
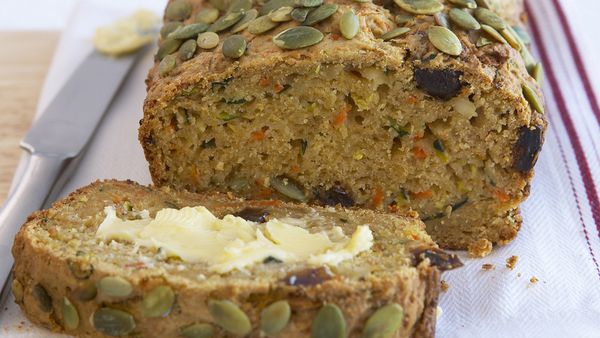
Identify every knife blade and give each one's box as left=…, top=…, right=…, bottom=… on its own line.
left=0, top=47, right=146, bottom=308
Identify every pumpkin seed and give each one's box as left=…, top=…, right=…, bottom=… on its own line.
left=217, top=111, right=240, bottom=121
left=291, top=7, right=311, bottom=22
left=361, top=304, right=404, bottom=338
left=61, top=297, right=80, bottom=330
left=72, top=281, right=97, bottom=301
left=11, top=279, right=23, bottom=302
left=499, top=28, right=521, bottom=51
left=474, top=8, right=505, bottom=30
left=93, top=307, right=136, bottom=336
left=448, top=0, right=477, bottom=8
left=449, top=8, right=480, bottom=30
left=197, top=32, right=220, bottom=49
left=476, top=35, right=492, bottom=47
left=228, top=0, right=253, bottom=13
left=166, top=0, right=193, bottom=21
left=393, top=0, right=444, bottom=15
left=532, top=62, right=544, bottom=84
left=434, top=12, right=449, bottom=28
left=141, top=285, right=175, bottom=318
left=180, top=323, right=214, bottom=338
left=231, top=9, right=259, bottom=32
left=512, top=26, right=531, bottom=45
left=248, top=15, right=279, bottom=34
left=506, top=25, right=526, bottom=47
left=161, top=22, right=183, bottom=38
left=97, top=276, right=133, bottom=297
left=436, top=142, right=450, bottom=162
left=395, top=14, right=413, bottom=24
left=522, top=48, right=537, bottom=75
left=260, top=0, right=295, bottom=15
left=260, top=300, right=291, bottom=335
left=389, top=119, right=409, bottom=137
left=209, top=11, right=245, bottom=32
left=270, top=175, right=307, bottom=200
left=208, top=300, right=251, bottom=336
left=179, top=39, right=198, bottom=60
left=156, top=39, right=183, bottom=61
left=353, top=0, right=371, bottom=3
left=428, top=26, right=463, bottom=56
left=273, top=26, right=323, bottom=49
left=381, top=26, right=410, bottom=40
left=302, top=3, right=338, bottom=25
left=196, top=8, right=220, bottom=24
left=475, top=0, right=491, bottom=8
left=222, top=35, right=247, bottom=58
left=269, top=6, right=294, bottom=22
left=340, top=10, right=360, bottom=39
left=481, top=24, right=507, bottom=44
left=168, top=23, right=209, bottom=40
left=522, top=83, right=544, bottom=114
left=295, top=0, right=322, bottom=7
left=311, top=304, right=346, bottom=338
left=210, top=0, right=232, bottom=11
left=33, top=284, right=52, bottom=312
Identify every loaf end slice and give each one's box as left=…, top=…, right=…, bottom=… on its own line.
left=12, top=180, right=461, bottom=337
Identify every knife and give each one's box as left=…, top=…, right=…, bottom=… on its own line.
left=0, top=47, right=146, bottom=308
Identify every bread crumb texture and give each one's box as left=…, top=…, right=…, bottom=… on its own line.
left=468, top=238, right=493, bottom=257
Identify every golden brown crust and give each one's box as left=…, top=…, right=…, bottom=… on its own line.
left=12, top=180, right=450, bottom=337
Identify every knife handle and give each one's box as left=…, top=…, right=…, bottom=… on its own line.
left=0, top=153, right=68, bottom=309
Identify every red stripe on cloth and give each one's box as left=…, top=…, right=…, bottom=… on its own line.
left=550, top=0, right=600, bottom=127
left=550, top=116, right=600, bottom=280
left=526, top=3, right=600, bottom=236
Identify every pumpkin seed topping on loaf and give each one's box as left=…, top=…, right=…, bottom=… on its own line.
left=12, top=180, right=462, bottom=337
left=141, top=0, right=546, bottom=252
left=154, top=0, right=540, bottom=72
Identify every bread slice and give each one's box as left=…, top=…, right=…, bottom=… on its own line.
left=139, top=0, right=546, bottom=252
left=12, top=180, right=461, bottom=337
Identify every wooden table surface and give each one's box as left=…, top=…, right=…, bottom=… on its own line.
left=0, top=31, right=59, bottom=204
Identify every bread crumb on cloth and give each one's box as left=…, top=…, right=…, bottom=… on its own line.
left=506, top=255, right=519, bottom=270
left=482, top=263, right=495, bottom=271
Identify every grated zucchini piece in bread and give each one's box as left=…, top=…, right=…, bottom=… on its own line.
left=140, top=0, right=546, bottom=253
left=12, top=180, right=461, bottom=337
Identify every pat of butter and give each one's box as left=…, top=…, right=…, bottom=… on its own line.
left=93, top=10, right=159, bottom=57
left=96, top=206, right=373, bottom=273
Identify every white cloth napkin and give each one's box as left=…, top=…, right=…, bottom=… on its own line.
left=2, top=0, right=600, bottom=337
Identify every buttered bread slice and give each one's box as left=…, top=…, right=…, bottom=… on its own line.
left=12, top=180, right=461, bottom=337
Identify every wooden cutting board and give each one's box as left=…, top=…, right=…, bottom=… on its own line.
left=0, top=31, right=59, bottom=204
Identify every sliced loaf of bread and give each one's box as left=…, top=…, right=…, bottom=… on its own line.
left=140, top=0, right=545, bottom=253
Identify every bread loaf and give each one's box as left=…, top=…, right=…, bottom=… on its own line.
left=12, top=180, right=461, bottom=337
left=139, top=0, right=546, bottom=252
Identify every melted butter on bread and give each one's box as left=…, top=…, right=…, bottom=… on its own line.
left=96, top=206, right=373, bottom=273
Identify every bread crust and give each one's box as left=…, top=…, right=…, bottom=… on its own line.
left=12, top=180, right=450, bottom=337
